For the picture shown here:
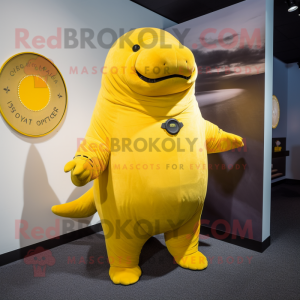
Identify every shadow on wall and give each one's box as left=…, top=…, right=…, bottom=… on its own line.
left=205, top=155, right=246, bottom=231
left=209, top=155, right=246, bottom=195
left=20, top=144, right=93, bottom=249
left=290, top=145, right=300, bottom=180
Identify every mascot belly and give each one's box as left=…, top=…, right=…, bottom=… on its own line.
left=51, top=28, right=244, bottom=285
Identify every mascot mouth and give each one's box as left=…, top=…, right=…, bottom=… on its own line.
left=136, top=69, right=191, bottom=83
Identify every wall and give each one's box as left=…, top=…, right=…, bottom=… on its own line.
left=0, top=0, right=176, bottom=256
left=272, top=58, right=300, bottom=181
left=271, top=57, right=288, bottom=183
left=273, top=57, right=288, bottom=138
left=286, top=63, right=300, bottom=180
left=262, top=0, right=273, bottom=241
left=166, top=0, right=272, bottom=242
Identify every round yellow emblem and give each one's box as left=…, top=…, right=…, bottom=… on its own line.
left=0, top=52, right=67, bottom=137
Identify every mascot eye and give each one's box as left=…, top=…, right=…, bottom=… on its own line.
left=132, top=44, right=140, bottom=52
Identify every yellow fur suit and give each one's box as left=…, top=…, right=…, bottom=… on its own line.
left=52, top=28, right=244, bottom=285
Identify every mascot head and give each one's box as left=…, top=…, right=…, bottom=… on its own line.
left=101, top=28, right=198, bottom=116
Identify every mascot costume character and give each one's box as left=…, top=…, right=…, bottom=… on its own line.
left=52, top=28, right=244, bottom=285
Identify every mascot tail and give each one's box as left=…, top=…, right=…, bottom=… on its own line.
left=51, top=187, right=97, bottom=218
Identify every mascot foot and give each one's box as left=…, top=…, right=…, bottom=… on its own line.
left=175, top=251, right=208, bottom=270
left=109, top=266, right=142, bottom=285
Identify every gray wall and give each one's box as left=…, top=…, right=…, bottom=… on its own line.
left=272, top=57, right=288, bottom=183
left=166, top=0, right=272, bottom=242
left=286, top=63, right=300, bottom=180
left=272, top=58, right=300, bottom=181
left=273, top=57, right=288, bottom=138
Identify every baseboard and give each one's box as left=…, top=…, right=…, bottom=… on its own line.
left=200, top=226, right=271, bottom=253
left=272, top=178, right=300, bottom=187
left=0, top=220, right=272, bottom=267
left=0, top=223, right=102, bottom=267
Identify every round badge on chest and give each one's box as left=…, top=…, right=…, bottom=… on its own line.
left=161, top=118, right=184, bottom=135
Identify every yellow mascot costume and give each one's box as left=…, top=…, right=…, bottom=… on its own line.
left=52, top=28, right=244, bottom=285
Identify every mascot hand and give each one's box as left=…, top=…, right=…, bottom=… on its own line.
left=64, top=158, right=92, bottom=187
left=226, top=133, right=244, bottom=149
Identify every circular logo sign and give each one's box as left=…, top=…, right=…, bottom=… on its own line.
left=161, top=118, right=184, bottom=135
left=0, top=52, right=67, bottom=137
left=272, top=95, right=280, bottom=129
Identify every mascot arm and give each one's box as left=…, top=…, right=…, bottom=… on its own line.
left=205, top=120, right=244, bottom=154
left=64, top=101, right=110, bottom=187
